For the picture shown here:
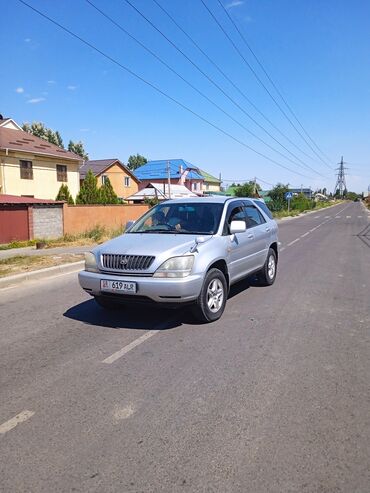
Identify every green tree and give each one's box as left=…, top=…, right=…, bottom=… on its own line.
left=68, top=140, right=88, bottom=160
left=268, top=183, right=289, bottom=211
left=56, top=184, right=74, bottom=204
left=234, top=180, right=261, bottom=198
left=22, top=121, right=64, bottom=148
left=99, top=177, right=119, bottom=204
left=76, top=169, right=100, bottom=204
left=127, top=153, right=147, bottom=171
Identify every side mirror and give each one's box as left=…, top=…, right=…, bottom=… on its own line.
left=230, top=220, right=246, bottom=234
left=125, top=220, right=135, bottom=232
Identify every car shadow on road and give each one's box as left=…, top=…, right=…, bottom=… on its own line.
left=228, top=275, right=261, bottom=300
left=63, top=298, right=195, bottom=331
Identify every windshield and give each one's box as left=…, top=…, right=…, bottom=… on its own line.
left=128, top=202, right=224, bottom=234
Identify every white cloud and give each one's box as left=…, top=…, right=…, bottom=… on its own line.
left=27, top=97, right=46, bottom=104
left=67, top=85, right=78, bottom=90
left=24, top=38, right=31, bottom=43
left=80, top=128, right=90, bottom=132
left=15, top=87, right=24, bottom=94
left=226, top=0, right=244, bottom=9
left=47, top=80, right=56, bottom=84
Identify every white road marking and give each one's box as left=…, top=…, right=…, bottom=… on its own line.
left=314, top=216, right=320, bottom=219
left=287, top=238, right=300, bottom=246
left=301, top=232, right=310, bottom=238
left=358, top=216, right=363, bottom=218
left=0, top=410, right=35, bottom=435
left=102, top=330, right=160, bottom=364
left=325, top=216, right=331, bottom=218
left=280, top=247, right=286, bottom=252
left=335, top=216, right=341, bottom=219
left=346, top=216, right=351, bottom=218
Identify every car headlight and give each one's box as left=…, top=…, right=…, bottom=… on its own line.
left=153, top=256, right=194, bottom=278
left=85, top=252, right=99, bottom=272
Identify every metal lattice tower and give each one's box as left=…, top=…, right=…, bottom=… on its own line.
left=333, top=156, right=348, bottom=196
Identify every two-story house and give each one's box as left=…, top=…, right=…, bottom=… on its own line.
left=0, top=116, right=81, bottom=200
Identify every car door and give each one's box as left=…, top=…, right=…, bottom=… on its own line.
left=223, top=201, right=257, bottom=282
left=243, top=201, right=270, bottom=270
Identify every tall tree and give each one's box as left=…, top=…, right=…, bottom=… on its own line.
left=127, top=153, right=147, bottom=171
left=99, top=177, right=119, bottom=204
left=268, top=183, right=289, bottom=211
left=56, top=184, right=74, bottom=204
left=22, top=121, right=65, bottom=148
left=234, top=180, right=261, bottom=198
left=76, top=169, right=100, bottom=204
left=68, top=140, right=88, bottom=160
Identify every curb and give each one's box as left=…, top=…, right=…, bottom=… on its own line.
left=275, top=202, right=345, bottom=223
left=0, top=261, right=84, bottom=289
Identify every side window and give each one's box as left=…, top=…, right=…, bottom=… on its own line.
left=255, top=201, right=273, bottom=219
left=223, top=203, right=246, bottom=235
left=245, top=205, right=266, bottom=228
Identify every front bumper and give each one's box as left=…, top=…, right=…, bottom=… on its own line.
left=78, top=270, right=203, bottom=304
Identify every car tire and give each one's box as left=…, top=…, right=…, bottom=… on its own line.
left=257, top=248, right=277, bottom=286
left=192, top=268, right=227, bottom=323
left=94, top=296, right=121, bottom=310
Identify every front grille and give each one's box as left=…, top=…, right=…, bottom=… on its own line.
left=101, top=254, right=155, bottom=271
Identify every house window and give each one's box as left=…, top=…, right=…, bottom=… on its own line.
left=102, top=175, right=108, bottom=185
left=124, top=176, right=130, bottom=187
left=56, top=164, right=67, bottom=182
left=20, top=160, right=33, bottom=180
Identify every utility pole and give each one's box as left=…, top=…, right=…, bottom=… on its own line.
left=333, top=156, right=348, bottom=197
left=166, top=160, right=171, bottom=199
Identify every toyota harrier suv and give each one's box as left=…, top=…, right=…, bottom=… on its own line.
left=78, top=197, right=279, bottom=323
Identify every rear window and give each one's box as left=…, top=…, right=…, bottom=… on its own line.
left=254, top=200, right=273, bottom=219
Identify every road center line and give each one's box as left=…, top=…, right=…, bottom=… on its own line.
left=287, top=238, right=300, bottom=246
left=301, top=232, right=310, bottom=238
left=0, top=410, right=35, bottom=435
left=102, top=330, right=160, bottom=364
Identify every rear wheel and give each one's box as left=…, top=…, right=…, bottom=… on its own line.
left=192, top=268, right=227, bottom=323
left=257, top=248, right=277, bottom=286
left=94, top=295, right=121, bottom=310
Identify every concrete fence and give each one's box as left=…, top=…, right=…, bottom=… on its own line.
left=63, top=204, right=149, bottom=235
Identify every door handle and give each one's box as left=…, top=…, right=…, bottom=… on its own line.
left=247, top=233, right=254, bottom=238
left=265, top=227, right=271, bottom=232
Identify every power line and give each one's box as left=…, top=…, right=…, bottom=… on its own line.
left=17, top=0, right=311, bottom=179
left=151, top=0, right=326, bottom=177
left=216, top=0, right=334, bottom=167
left=200, top=0, right=333, bottom=170
left=121, top=0, right=323, bottom=177
left=86, top=0, right=321, bottom=177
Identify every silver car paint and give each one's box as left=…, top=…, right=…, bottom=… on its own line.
left=78, top=197, right=279, bottom=303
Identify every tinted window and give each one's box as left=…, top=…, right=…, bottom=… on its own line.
left=245, top=205, right=266, bottom=227
left=254, top=200, right=273, bottom=219
left=223, top=203, right=246, bottom=235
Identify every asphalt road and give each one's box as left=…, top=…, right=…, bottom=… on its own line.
left=0, top=202, right=369, bottom=493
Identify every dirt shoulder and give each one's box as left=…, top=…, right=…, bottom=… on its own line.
left=0, top=254, right=84, bottom=278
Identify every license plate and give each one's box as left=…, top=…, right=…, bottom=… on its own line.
left=100, top=279, right=137, bottom=294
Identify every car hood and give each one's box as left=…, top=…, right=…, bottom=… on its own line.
left=92, top=233, right=213, bottom=271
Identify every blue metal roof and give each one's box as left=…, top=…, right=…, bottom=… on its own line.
left=134, top=159, right=204, bottom=181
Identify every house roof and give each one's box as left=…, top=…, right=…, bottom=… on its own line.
left=0, top=127, right=82, bottom=161
left=79, top=159, right=139, bottom=182
left=198, top=169, right=221, bottom=184
left=0, top=194, right=63, bottom=205
left=134, top=159, right=204, bottom=181
left=126, top=183, right=198, bottom=201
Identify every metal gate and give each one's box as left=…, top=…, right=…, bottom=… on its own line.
left=0, top=206, right=29, bottom=244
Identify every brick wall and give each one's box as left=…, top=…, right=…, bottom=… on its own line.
left=33, top=205, right=63, bottom=239
left=63, top=204, right=149, bottom=235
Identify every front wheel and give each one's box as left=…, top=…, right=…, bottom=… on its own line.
left=257, top=248, right=277, bottom=286
left=192, top=268, right=227, bottom=323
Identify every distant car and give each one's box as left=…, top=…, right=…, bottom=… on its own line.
left=79, top=197, right=279, bottom=323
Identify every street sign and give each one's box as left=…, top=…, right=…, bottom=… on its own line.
left=285, top=192, right=293, bottom=200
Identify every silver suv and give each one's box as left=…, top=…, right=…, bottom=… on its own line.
left=78, top=197, right=279, bottom=323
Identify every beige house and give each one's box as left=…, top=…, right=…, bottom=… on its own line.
left=79, top=159, right=140, bottom=200
left=0, top=117, right=81, bottom=200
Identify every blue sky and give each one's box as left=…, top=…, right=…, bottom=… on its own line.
left=2, top=0, right=369, bottom=192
